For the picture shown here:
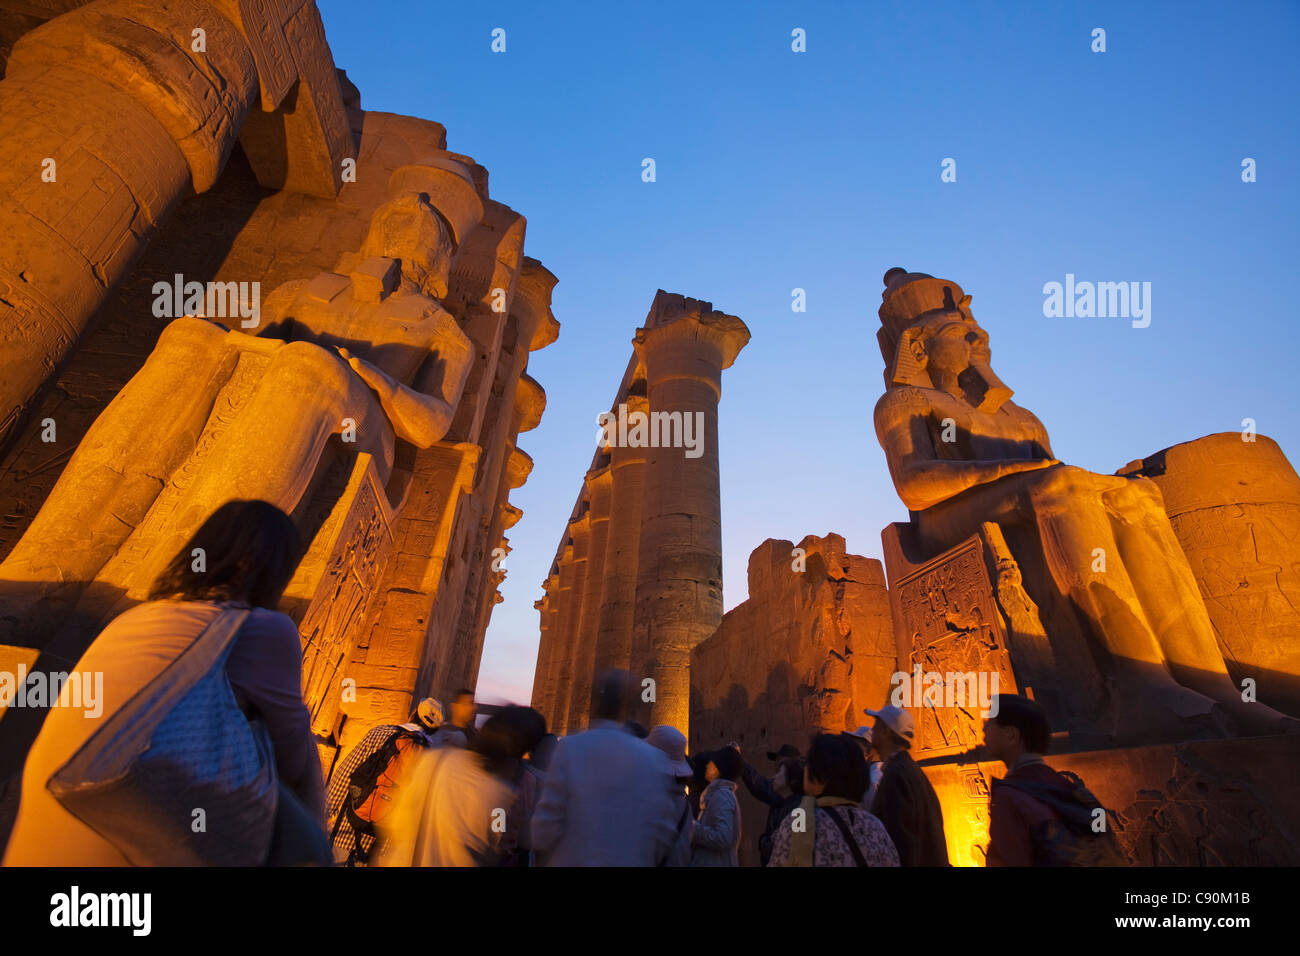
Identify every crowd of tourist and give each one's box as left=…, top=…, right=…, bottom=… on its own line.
left=0, top=500, right=1111, bottom=868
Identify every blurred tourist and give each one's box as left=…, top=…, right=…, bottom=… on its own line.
left=325, top=697, right=447, bottom=865
left=375, top=705, right=534, bottom=867
left=647, top=725, right=695, bottom=866
left=728, top=741, right=804, bottom=867
left=690, top=746, right=742, bottom=866
left=531, top=670, right=678, bottom=866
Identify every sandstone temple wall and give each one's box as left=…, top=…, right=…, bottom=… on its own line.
left=689, top=533, right=896, bottom=866
left=0, top=1, right=555, bottom=838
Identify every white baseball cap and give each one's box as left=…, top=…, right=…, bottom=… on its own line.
left=864, top=704, right=914, bottom=741
left=416, top=697, right=446, bottom=731
left=646, top=725, right=693, bottom=777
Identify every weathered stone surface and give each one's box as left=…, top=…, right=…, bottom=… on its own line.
left=531, top=291, right=748, bottom=736
left=882, top=525, right=1021, bottom=755
left=921, top=734, right=1300, bottom=866
left=872, top=268, right=1296, bottom=743
left=0, top=1, right=356, bottom=452
left=630, top=292, right=749, bottom=732
left=689, top=533, right=895, bottom=867
left=1119, top=433, right=1300, bottom=718
left=593, top=395, right=647, bottom=679
left=0, top=6, right=557, bottom=845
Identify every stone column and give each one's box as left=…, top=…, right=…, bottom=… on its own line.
left=540, top=578, right=562, bottom=721
left=543, top=544, right=576, bottom=729
left=551, top=513, right=591, bottom=734
left=1119, top=432, right=1300, bottom=718
left=0, top=0, right=350, bottom=448
left=629, top=294, right=749, bottom=732
left=593, top=394, right=649, bottom=675
left=531, top=572, right=559, bottom=712
left=566, top=466, right=613, bottom=732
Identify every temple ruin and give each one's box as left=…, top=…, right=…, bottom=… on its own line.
left=686, top=268, right=1300, bottom=866
left=0, top=0, right=556, bottom=844
left=0, top=3, right=1295, bottom=872
left=531, top=290, right=749, bottom=736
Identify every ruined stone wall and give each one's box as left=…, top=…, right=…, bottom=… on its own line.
left=0, top=2, right=555, bottom=813
left=688, top=533, right=896, bottom=866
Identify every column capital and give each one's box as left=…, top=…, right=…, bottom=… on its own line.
left=557, top=543, right=576, bottom=569
left=569, top=511, right=592, bottom=544
left=584, top=464, right=615, bottom=497
left=513, top=374, right=546, bottom=433
left=514, top=256, right=560, bottom=352
left=505, top=447, right=533, bottom=489
left=633, top=291, right=750, bottom=372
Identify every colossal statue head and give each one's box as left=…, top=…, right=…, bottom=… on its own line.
left=358, top=158, right=486, bottom=300
left=359, top=193, right=456, bottom=298
left=877, top=268, right=1013, bottom=413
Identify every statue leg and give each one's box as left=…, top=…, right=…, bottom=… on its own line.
left=1, top=318, right=234, bottom=584
left=1026, top=466, right=1232, bottom=739
left=130, top=339, right=393, bottom=595
left=1106, top=478, right=1298, bottom=730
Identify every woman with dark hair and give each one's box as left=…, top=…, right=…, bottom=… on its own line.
left=767, top=733, right=900, bottom=867
left=3, top=500, right=324, bottom=866
left=690, top=746, right=742, bottom=866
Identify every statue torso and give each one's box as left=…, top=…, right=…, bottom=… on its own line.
left=269, top=279, right=460, bottom=387
left=893, top=386, right=1052, bottom=463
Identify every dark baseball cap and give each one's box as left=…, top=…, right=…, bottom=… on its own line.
left=766, top=743, right=801, bottom=761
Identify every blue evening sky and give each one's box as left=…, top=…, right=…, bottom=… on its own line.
left=317, top=0, right=1300, bottom=706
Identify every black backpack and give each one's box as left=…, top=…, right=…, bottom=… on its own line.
left=333, top=727, right=428, bottom=861
left=995, top=769, right=1126, bottom=866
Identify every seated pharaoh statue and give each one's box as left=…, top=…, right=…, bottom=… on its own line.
left=872, top=268, right=1298, bottom=743
left=0, top=159, right=481, bottom=662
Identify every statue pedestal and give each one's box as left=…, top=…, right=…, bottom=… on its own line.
left=282, top=451, right=395, bottom=760
left=882, top=522, right=1023, bottom=753
left=918, top=733, right=1300, bottom=866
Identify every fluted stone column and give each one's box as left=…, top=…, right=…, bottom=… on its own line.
left=567, top=466, right=613, bottom=732
left=531, top=590, right=551, bottom=711
left=551, top=514, right=591, bottom=734
left=629, top=296, right=749, bottom=732
left=538, top=572, right=560, bottom=717
left=543, top=544, right=576, bottom=728
left=594, top=395, right=649, bottom=676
